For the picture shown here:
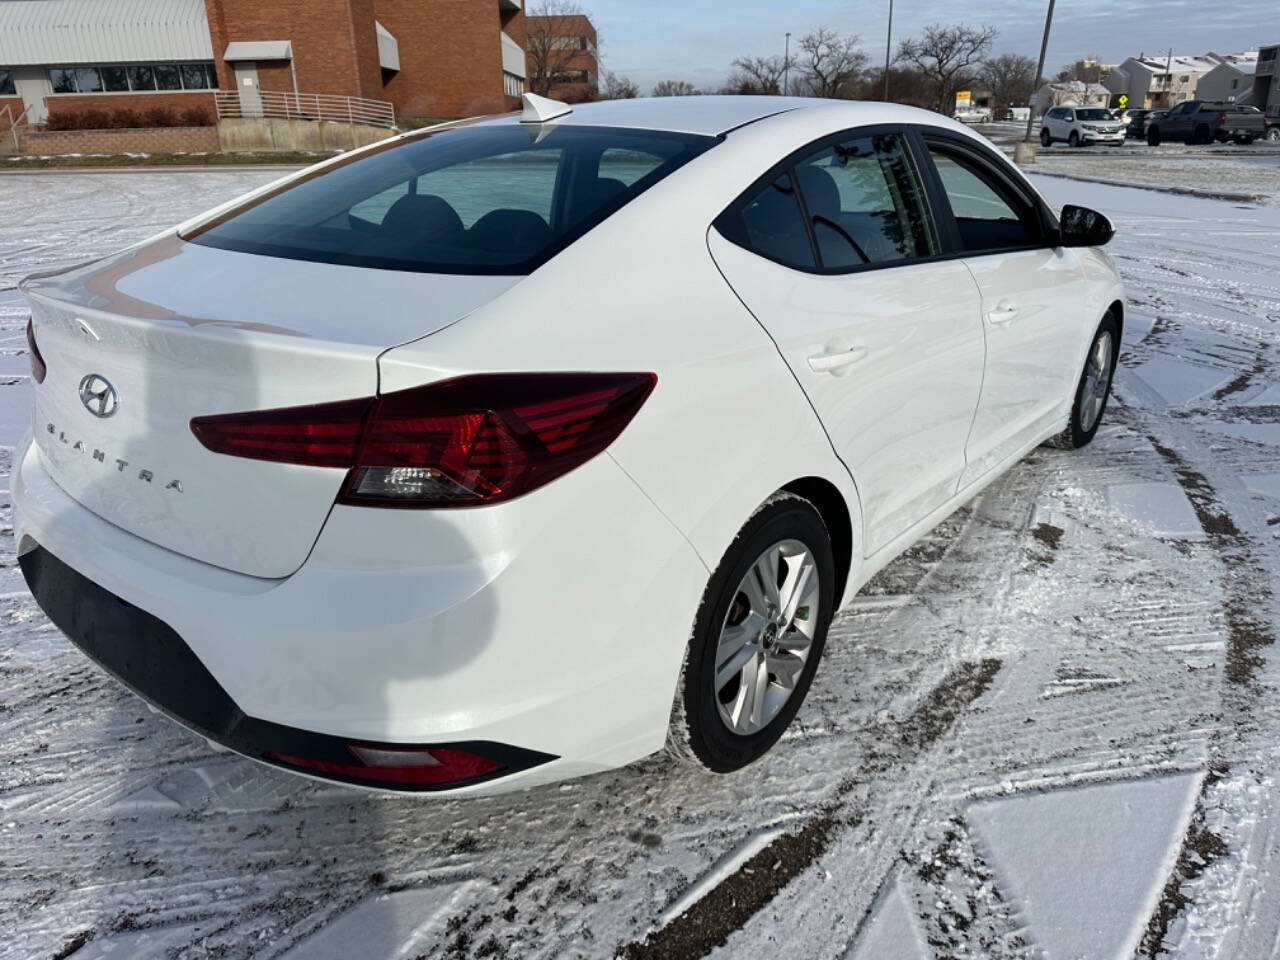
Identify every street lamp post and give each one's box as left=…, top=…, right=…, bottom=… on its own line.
left=883, top=0, right=894, bottom=101
left=784, top=32, right=791, bottom=96
left=1017, top=0, right=1056, bottom=164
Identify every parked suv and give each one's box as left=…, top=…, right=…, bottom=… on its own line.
left=1145, top=101, right=1267, bottom=145
left=1040, top=106, right=1125, bottom=147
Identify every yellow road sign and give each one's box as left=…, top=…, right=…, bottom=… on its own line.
left=1118, top=94, right=1129, bottom=108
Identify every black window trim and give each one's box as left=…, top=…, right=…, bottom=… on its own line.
left=713, top=122, right=952, bottom=277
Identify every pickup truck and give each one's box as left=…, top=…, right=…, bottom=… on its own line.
left=1145, top=101, right=1268, bottom=145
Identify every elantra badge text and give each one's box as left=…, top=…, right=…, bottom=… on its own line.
left=45, top=423, right=183, bottom=492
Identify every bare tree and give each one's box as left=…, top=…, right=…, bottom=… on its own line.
left=599, top=70, right=638, bottom=100
left=651, top=79, right=698, bottom=97
left=794, top=28, right=867, bottom=98
left=980, top=53, right=1037, bottom=113
left=724, top=55, right=789, bottom=95
left=526, top=0, right=590, bottom=97
left=896, top=23, right=999, bottom=113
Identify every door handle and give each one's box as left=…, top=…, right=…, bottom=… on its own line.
left=987, top=303, right=1019, bottom=325
left=807, top=346, right=868, bottom=374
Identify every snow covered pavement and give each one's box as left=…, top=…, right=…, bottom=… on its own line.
left=0, top=169, right=1279, bottom=959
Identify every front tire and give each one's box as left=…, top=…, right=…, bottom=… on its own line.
left=668, top=493, right=835, bottom=773
left=1068, top=130, right=1081, bottom=147
left=1147, top=127, right=1161, bottom=146
left=1054, top=312, right=1119, bottom=449
left=1040, top=128, right=1052, bottom=147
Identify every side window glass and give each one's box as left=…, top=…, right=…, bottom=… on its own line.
left=735, top=173, right=817, bottom=269
left=794, top=132, right=937, bottom=269
left=928, top=148, right=1037, bottom=253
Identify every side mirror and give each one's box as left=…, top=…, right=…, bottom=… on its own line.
left=1058, top=204, right=1115, bottom=248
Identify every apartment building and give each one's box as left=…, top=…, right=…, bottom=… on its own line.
left=1105, top=53, right=1220, bottom=109
left=0, top=0, right=527, bottom=125
left=1244, top=43, right=1280, bottom=120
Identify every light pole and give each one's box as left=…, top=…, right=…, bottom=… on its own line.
left=883, top=0, right=894, bottom=101
left=784, top=32, right=791, bottom=96
left=1017, top=0, right=1055, bottom=164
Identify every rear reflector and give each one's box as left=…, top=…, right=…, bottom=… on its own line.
left=266, top=744, right=503, bottom=787
left=26, top=320, right=46, bottom=385
left=191, top=372, right=657, bottom=508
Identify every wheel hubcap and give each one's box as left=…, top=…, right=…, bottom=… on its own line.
left=1079, top=330, right=1114, bottom=433
left=713, top=539, right=820, bottom=736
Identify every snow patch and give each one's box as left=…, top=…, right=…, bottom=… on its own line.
left=969, top=773, right=1202, bottom=960
left=1130, top=357, right=1235, bottom=406
left=846, top=873, right=929, bottom=960
left=1242, top=472, right=1280, bottom=500
left=1106, top=482, right=1205, bottom=539
left=279, top=881, right=479, bottom=959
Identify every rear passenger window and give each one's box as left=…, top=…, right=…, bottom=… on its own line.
left=735, top=173, right=817, bottom=269
left=927, top=148, right=1038, bottom=253
left=793, top=133, right=937, bottom=269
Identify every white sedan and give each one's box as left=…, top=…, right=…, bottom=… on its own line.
left=15, top=95, right=1124, bottom=794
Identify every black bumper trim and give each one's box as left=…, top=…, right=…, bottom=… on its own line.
left=19, top=544, right=556, bottom=791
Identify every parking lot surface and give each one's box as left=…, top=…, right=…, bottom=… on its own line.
left=1, top=163, right=1279, bottom=958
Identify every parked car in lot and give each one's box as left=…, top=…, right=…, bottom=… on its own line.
left=15, top=95, right=1124, bottom=795
left=954, top=107, right=994, bottom=124
left=1040, top=105, right=1126, bottom=147
left=1145, top=100, right=1267, bottom=144
left=1120, top=108, right=1153, bottom=139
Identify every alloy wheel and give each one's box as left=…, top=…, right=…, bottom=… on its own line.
left=1078, top=330, right=1114, bottom=433
left=713, top=539, right=820, bottom=736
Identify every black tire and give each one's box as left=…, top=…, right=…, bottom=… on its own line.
left=1040, top=127, right=1052, bottom=147
left=1267, top=127, right=1280, bottom=142
left=668, top=493, right=835, bottom=773
left=1193, top=125, right=1210, bottom=145
left=1147, top=126, right=1161, bottom=146
left=1068, top=130, right=1080, bottom=147
left=1049, top=311, right=1120, bottom=449
left=1241, top=136, right=1254, bottom=145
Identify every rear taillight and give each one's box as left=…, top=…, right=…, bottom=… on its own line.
left=26, top=319, right=46, bottom=384
left=266, top=743, right=503, bottom=787
left=190, top=372, right=657, bottom=508
left=1218, top=112, right=1228, bottom=127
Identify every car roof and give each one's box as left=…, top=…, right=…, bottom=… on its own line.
left=479, top=95, right=947, bottom=138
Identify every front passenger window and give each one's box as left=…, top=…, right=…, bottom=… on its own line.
left=928, top=149, right=1038, bottom=253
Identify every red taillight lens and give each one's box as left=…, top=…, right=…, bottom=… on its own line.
left=26, top=319, right=46, bottom=384
left=1218, top=112, right=1227, bottom=127
left=266, top=744, right=503, bottom=787
left=190, top=372, right=657, bottom=508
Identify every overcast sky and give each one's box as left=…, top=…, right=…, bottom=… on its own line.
left=582, top=0, right=1273, bottom=93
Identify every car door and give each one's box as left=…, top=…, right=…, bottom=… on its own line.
left=917, top=134, right=1088, bottom=488
left=1044, top=108, right=1062, bottom=139
left=708, top=127, right=986, bottom=556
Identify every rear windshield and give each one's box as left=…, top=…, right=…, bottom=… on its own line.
left=186, top=124, right=716, bottom=274
left=1076, top=109, right=1112, bottom=121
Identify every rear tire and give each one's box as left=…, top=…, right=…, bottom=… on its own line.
left=1147, top=127, right=1161, bottom=146
left=1266, top=127, right=1280, bottom=142
left=668, top=493, right=835, bottom=773
left=1193, top=125, right=1210, bottom=145
left=1048, top=311, right=1120, bottom=449
left=1040, top=127, right=1052, bottom=147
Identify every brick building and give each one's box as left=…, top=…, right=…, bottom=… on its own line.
left=525, top=12, right=597, bottom=103
left=0, top=0, right=527, bottom=126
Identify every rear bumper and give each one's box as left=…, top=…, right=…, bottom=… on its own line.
left=14, top=434, right=709, bottom=795
left=18, top=544, right=553, bottom=791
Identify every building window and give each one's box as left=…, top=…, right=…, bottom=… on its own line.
left=0, top=69, right=15, bottom=96
left=48, top=62, right=217, bottom=93
left=503, top=71, right=524, bottom=97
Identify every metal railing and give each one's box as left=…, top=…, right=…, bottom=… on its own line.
left=0, top=103, right=34, bottom=151
left=214, top=90, right=395, bottom=129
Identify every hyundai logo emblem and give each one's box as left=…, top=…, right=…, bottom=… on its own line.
left=78, top=374, right=119, bottom=419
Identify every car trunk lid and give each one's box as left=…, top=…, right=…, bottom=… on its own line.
left=21, top=236, right=520, bottom=578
